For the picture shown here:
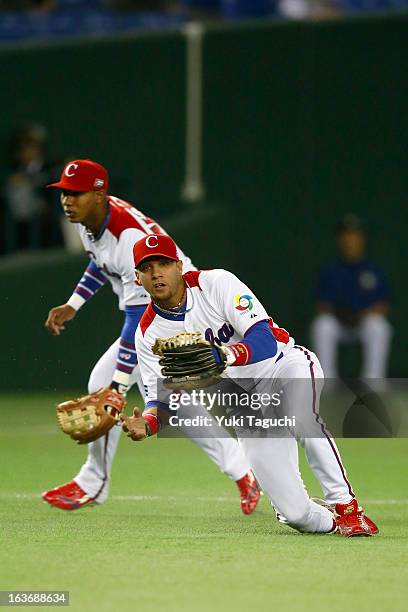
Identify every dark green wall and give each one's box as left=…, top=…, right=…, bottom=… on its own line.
left=0, top=32, right=186, bottom=218
left=0, top=251, right=121, bottom=392
left=1, top=15, right=407, bottom=390
left=204, top=16, right=408, bottom=373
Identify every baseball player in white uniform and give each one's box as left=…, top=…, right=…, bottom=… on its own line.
left=42, top=159, right=260, bottom=514
left=122, top=233, right=379, bottom=537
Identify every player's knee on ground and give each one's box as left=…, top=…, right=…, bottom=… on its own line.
left=281, top=505, right=333, bottom=533
left=282, top=507, right=314, bottom=532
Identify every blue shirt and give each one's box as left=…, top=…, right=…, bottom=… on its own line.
left=316, top=259, right=390, bottom=313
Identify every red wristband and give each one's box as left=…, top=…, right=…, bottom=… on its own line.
left=227, top=343, right=252, bottom=366
left=143, top=412, right=160, bottom=436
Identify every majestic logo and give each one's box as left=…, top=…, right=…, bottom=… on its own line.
left=145, top=235, right=159, bottom=248
left=65, top=162, right=79, bottom=177
left=235, top=294, right=254, bottom=312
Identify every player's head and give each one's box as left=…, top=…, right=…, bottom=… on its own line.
left=47, top=159, right=108, bottom=224
left=336, top=214, right=366, bottom=262
left=133, top=234, right=184, bottom=306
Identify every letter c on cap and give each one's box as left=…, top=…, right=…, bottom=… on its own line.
left=145, top=235, right=159, bottom=248
left=65, top=163, right=79, bottom=177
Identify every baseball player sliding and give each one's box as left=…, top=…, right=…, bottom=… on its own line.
left=122, top=233, right=379, bottom=537
left=42, top=159, right=261, bottom=515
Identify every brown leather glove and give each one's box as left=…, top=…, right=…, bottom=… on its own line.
left=56, top=387, right=126, bottom=444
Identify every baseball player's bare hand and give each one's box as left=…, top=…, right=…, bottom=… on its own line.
left=120, top=408, right=147, bottom=442
left=45, top=304, right=77, bottom=336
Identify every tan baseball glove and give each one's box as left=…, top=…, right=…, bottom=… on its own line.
left=56, top=387, right=127, bottom=444
left=152, top=332, right=227, bottom=390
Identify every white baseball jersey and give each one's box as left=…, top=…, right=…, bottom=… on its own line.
left=136, top=268, right=295, bottom=406
left=75, top=195, right=195, bottom=310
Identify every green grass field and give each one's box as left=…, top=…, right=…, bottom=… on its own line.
left=1, top=392, right=407, bottom=612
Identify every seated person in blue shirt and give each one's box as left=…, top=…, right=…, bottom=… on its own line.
left=310, top=215, right=392, bottom=379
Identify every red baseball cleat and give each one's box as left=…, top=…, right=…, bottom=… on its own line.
left=312, top=497, right=379, bottom=537
left=236, top=471, right=261, bottom=515
left=42, top=480, right=96, bottom=511
left=360, top=515, right=379, bottom=535
left=335, top=499, right=379, bottom=537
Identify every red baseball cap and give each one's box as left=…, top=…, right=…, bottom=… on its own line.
left=133, top=234, right=179, bottom=269
left=47, top=159, right=108, bottom=192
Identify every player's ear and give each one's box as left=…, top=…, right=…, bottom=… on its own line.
left=95, top=190, right=106, bottom=204
left=134, top=269, right=142, bottom=286
left=176, top=260, right=183, bottom=274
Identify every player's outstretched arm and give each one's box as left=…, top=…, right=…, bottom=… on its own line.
left=45, top=262, right=109, bottom=336
left=45, top=304, right=77, bottom=336
left=121, top=407, right=162, bottom=442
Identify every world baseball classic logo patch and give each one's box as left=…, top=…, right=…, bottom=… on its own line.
left=235, top=294, right=253, bottom=312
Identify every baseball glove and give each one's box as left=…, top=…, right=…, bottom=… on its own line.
left=56, top=387, right=127, bottom=444
left=152, top=332, right=227, bottom=390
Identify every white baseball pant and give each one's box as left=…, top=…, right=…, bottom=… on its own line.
left=240, top=344, right=354, bottom=532
left=311, top=313, right=392, bottom=379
